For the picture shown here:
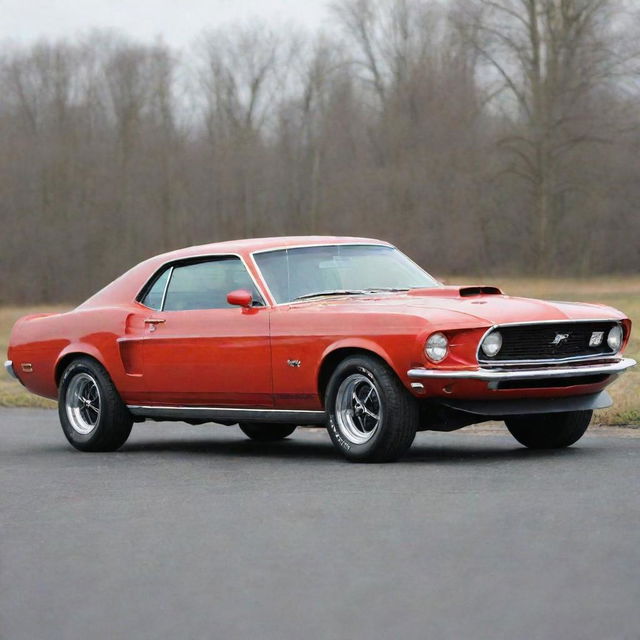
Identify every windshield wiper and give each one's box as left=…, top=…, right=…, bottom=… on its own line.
left=293, top=289, right=367, bottom=301
left=362, top=287, right=410, bottom=293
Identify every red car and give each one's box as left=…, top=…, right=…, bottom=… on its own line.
left=6, top=236, right=636, bottom=462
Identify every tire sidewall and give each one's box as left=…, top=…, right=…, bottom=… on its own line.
left=58, top=360, right=109, bottom=448
left=239, top=423, right=296, bottom=441
left=325, top=359, right=391, bottom=460
left=505, top=410, right=592, bottom=449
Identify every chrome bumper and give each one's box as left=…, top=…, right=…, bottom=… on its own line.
left=4, top=360, right=18, bottom=380
left=407, top=358, right=637, bottom=382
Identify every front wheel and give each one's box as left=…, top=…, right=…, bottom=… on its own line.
left=58, top=357, right=133, bottom=452
left=325, top=355, right=418, bottom=462
left=239, top=423, right=296, bottom=441
left=505, top=410, right=592, bottom=449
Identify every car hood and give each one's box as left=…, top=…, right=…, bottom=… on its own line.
left=294, top=286, right=626, bottom=328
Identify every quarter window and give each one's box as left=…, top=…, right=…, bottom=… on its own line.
left=140, top=267, right=171, bottom=310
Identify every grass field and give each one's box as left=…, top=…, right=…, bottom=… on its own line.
left=2, top=278, right=639, bottom=424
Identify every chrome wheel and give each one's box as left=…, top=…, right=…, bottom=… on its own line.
left=65, top=372, right=101, bottom=435
left=335, top=373, right=382, bottom=445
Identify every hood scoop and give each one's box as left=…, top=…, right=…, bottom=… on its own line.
left=408, top=285, right=503, bottom=298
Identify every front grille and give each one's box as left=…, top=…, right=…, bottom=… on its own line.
left=480, top=321, right=619, bottom=364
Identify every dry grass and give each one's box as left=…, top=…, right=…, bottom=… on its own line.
left=2, top=278, right=639, bottom=424
left=0, top=306, right=68, bottom=409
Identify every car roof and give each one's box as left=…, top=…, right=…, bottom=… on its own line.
left=154, top=236, right=391, bottom=261
left=76, top=236, right=392, bottom=309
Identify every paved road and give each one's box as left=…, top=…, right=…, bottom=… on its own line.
left=1, top=409, right=639, bottom=640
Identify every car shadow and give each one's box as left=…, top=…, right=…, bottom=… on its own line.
left=20, top=426, right=596, bottom=464
left=405, top=441, right=589, bottom=464
left=119, top=435, right=340, bottom=461
left=111, top=430, right=592, bottom=464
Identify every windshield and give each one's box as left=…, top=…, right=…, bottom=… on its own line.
left=253, top=244, right=440, bottom=304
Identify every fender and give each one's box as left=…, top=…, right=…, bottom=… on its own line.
left=55, top=342, right=109, bottom=382
left=319, top=338, right=396, bottom=371
left=316, top=337, right=410, bottom=401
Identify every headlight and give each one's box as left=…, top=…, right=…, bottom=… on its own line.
left=425, top=332, right=448, bottom=362
left=607, top=325, right=623, bottom=352
left=481, top=331, right=502, bottom=358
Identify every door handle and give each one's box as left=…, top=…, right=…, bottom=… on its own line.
left=144, top=318, right=166, bottom=331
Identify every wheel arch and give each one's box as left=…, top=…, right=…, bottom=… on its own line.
left=54, top=347, right=108, bottom=386
left=317, top=342, right=397, bottom=406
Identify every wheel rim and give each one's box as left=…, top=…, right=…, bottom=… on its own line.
left=65, top=372, right=101, bottom=435
left=335, top=373, right=382, bottom=445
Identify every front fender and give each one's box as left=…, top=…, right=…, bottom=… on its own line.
left=319, top=338, right=396, bottom=371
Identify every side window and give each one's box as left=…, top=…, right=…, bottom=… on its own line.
left=162, top=257, right=263, bottom=311
left=140, top=267, right=171, bottom=310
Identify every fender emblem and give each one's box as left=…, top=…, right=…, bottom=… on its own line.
left=551, top=333, right=570, bottom=346
left=287, top=360, right=301, bottom=368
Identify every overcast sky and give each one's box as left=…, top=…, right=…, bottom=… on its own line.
left=1, top=0, right=332, bottom=48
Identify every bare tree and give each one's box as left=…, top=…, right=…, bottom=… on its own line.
left=455, top=0, right=632, bottom=271
left=1, top=5, right=640, bottom=304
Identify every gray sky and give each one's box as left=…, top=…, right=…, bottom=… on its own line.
left=1, top=0, right=332, bottom=48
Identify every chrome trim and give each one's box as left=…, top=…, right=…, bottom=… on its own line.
left=480, top=354, right=623, bottom=367
left=65, top=372, right=102, bottom=435
left=407, top=358, right=636, bottom=382
left=482, top=318, right=623, bottom=327
left=249, top=242, right=442, bottom=307
left=127, top=405, right=327, bottom=425
left=250, top=241, right=392, bottom=256
left=476, top=319, right=624, bottom=367
left=136, top=253, right=270, bottom=309
left=159, top=265, right=173, bottom=311
left=4, top=360, right=18, bottom=380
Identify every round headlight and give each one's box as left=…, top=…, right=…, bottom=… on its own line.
left=481, top=331, right=503, bottom=358
left=607, top=325, right=623, bottom=352
left=425, top=332, right=448, bottom=362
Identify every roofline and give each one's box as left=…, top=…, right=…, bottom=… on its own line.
left=152, top=236, right=391, bottom=263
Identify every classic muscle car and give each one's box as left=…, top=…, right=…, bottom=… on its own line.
left=5, top=236, right=636, bottom=461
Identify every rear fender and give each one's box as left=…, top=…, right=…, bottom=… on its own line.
left=55, top=343, right=109, bottom=384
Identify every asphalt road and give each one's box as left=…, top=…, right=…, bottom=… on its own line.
left=1, top=409, right=639, bottom=640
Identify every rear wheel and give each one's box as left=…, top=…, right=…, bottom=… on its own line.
left=239, top=423, right=296, bottom=441
left=505, top=410, right=592, bottom=449
left=58, top=357, right=133, bottom=452
left=325, top=355, right=418, bottom=462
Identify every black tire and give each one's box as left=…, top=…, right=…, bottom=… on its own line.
left=239, top=423, right=297, bottom=441
left=505, top=410, right=592, bottom=449
left=325, top=355, right=418, bottom=462
left=58, top=357, right=133, bottom=452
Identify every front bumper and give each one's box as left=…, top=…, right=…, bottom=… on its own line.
left=408, top=357, right=636, bottom=384
left=4, top=360, right=19, bottom=380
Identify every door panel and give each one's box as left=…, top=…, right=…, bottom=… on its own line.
left=125, top=254, right=272, bottom=407
left=141, top=307, right=272, bottom=407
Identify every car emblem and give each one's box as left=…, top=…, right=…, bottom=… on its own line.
left=589, top=331, right=604, bottom=347
left=551, top=333, right=570, bottom=346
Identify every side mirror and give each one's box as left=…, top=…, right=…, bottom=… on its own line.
left=227, top=289, right=253, bottom=308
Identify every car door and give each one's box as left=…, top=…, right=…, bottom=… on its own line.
left=131, top=255, right=272, bottom=407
